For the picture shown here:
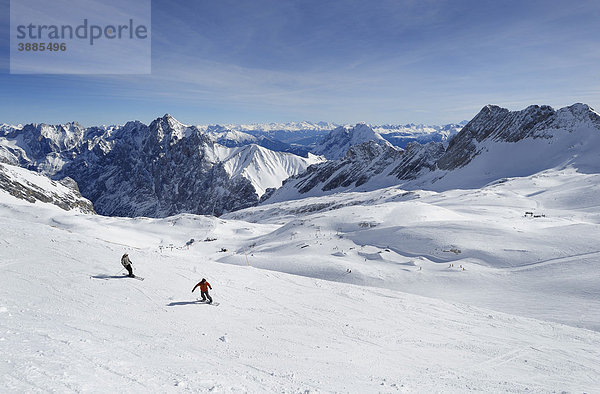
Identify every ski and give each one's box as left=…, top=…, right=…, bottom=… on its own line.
left=196, top=299, right=219, bottom=306
left=91, top=274, right=144, bottom=281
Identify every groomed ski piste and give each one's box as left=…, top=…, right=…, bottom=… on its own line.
left=1, top=165, right=600, bottom=392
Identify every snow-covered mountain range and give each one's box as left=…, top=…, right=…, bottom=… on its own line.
left=197, top=121, right=335, bottom=143
left=202, top=127, right=310, bottom=157
left=373, top=122, right=464, bottom=147
left=264, top=103, right=600, bottom=203
left=0, top=116, right=462, bottom=217
left=0, top=115, right=322, bottom=217
left=199, top=120, right=462, bottom=155
left=197, top=121, right=335, bottom=157
left=2, top=103, right=598, bottom=217
left=311, top=123, right=394, bottom=160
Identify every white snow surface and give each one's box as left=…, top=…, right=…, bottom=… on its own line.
left=1, top=166, right=600, bottom=392
left=226, top=167, right=600, bottom=331
left=207, top=144, right=324, bottom=197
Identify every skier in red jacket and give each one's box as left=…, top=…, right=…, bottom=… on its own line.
left=192, top=278, right=213, bottom=303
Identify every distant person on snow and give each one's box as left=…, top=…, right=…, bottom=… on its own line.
left=121, top=253, right=135, bottom=277
left=192, top=278, right=213, bottom=303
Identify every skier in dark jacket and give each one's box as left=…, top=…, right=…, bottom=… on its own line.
left=121, top=253, right=135, bottom=277
left=192, top=278, right=213, bottom=303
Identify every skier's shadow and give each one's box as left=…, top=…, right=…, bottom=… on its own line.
left=91, top=274, right=127, bottom=279
left=167, top=300, right=203, bottom=306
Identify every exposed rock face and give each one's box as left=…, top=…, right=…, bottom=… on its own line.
left=437, top=105, right=555, bottom=170
left=0, top=163, right=95, bottom=213
left=389, top=142, right=445, bottom=180
left=296, top=141, right=402, bottom=194
left=62, top=119, right=260, bottom=217
left=263, top=140, right=445, bottom=203
left=436, top=103, right=600, bottom=171
left=0, top=122, right=87, bottom=174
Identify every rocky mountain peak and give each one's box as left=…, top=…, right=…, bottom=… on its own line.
left=313, top=123, right=391, bottom=160
left=554, top=103, right=600, bottom=126
left=148, top=114, right=192, bottom=143
left=437, top=103, right=600, bottom=171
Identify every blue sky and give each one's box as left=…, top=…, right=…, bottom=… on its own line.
left=0, top=0, right=599, bottom=126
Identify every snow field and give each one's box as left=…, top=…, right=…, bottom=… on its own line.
left=1, top=166, right=600, bottom=392
left=224, top=168, right=600, bottom=330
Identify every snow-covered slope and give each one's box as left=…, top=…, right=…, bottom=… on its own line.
left=422, top=103, right=600, bottom=190
left=312, top=123, right=393, bottom=160
left=219, top=145, right=323, bottom=197
left=1, top=173, right=599, bottom=392
left=0, top=163, right=94, bottom=213
left=228, top=167, right=600, bottom=332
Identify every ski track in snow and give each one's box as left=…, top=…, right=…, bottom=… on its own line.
left=506, top=250, right=600, bottom=272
